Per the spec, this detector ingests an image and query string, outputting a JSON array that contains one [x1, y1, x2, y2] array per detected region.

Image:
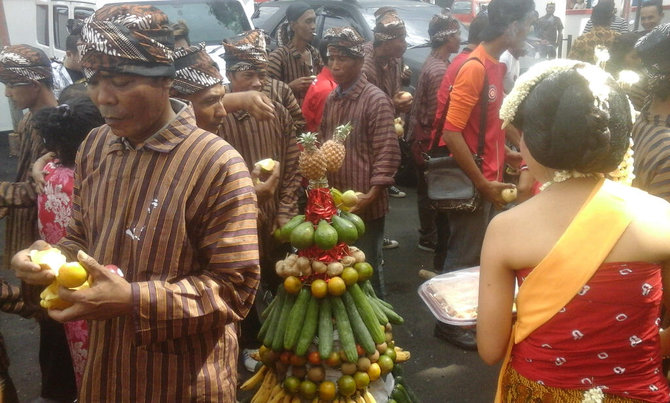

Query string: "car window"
[[153, 1, 251, 45], [252, 4, 281, 29], [53, 5, 69, 51], [452, 1, 472, 14]]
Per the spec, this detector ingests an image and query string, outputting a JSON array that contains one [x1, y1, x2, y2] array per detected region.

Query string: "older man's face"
[[87, 72, 172, 144]]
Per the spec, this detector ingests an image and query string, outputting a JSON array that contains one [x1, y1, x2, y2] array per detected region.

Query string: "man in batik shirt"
[[221, 30, 301, 283], [12, 5, 260, 401], [170, 43, 276, 132], [319, 27, 401, 298], [362, 7, 413, 114], [268, 1, 323, 104]]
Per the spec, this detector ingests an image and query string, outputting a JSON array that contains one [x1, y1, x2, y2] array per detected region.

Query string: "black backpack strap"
[[430, 56, 488, 159]]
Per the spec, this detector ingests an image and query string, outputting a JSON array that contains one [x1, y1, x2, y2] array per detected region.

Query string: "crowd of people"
[[0, 0, 669, 401]]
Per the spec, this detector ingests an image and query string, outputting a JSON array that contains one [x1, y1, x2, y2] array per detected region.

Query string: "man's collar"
[[334, 75, 366, 99], [107, 99, 195, 154]]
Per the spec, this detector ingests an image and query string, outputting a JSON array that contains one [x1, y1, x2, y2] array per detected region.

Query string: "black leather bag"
[[424, 57, 487, 213]]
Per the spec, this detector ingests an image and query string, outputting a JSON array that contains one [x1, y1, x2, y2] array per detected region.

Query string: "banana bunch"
[[333, 388, 377, 403]]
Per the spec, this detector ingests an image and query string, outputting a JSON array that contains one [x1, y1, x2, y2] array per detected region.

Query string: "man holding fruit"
[[11, 4, 260, 401]]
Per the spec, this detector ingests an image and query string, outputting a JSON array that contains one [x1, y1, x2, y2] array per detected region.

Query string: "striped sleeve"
[[276, 105, 301, 220], [0, 181, 36, 207], [367, 90, 401, 187], [267, 47, 287, 82], [131, 146, 259, 345]]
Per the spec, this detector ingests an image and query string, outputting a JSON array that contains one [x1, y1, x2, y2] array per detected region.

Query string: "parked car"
[[252, 0, 468, 92], [449, 0, 490, 25]]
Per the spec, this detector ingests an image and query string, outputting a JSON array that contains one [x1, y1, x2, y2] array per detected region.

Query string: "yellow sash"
[[494, 179, 634, 402]]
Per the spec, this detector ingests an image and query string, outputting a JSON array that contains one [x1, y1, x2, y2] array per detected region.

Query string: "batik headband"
[[222, 30, 268, 72], [429, 12, 461, 44], [172, 43, 223, 95], [373, 8, 406, 42], [79, 4, 175, 79], [324, 27, 365, 58], [0, 44, 52, 85]]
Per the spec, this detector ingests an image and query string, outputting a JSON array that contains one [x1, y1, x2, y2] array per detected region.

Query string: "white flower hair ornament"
[[500, 59, 635, 188]]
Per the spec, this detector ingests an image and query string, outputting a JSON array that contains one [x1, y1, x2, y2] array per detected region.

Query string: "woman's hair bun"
[[518, 68, 631, 174]]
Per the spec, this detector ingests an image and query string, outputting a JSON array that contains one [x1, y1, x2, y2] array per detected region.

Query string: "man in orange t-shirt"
[[433, 0, 535, 351]]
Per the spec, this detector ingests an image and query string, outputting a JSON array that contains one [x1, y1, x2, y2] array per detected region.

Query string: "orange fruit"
[[299, 380, 317, 400], [284, 276, 302, 295], [327, 276, 346, 296], [337, 375, 356, 397], [377, 354, 394, 375], [310, 279, 328, 299], [353, 262, 373, 282], [353, 371, 370, 389], [384, 347, 397, 362], [57, 261, 88, 288], [318, 381, 337, 401], [307, 350, 322, 365], [289, 354, 307, 366], [367, 362, 381, 381], [283, 376, 301, 394], [341, 267, 359, 286], [324, 351, 341, 367]]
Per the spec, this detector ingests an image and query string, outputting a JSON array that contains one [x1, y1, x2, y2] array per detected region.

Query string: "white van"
[[0, 0, 255, 131]]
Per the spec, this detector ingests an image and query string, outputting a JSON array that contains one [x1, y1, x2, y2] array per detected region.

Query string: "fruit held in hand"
[[394, 117, 404, 137], [57, 261, 88, 288], [340, 190, 358, 207], [501, 187, 518, 203], [30, 248, 66, 272], [255, 158, 276, 172]]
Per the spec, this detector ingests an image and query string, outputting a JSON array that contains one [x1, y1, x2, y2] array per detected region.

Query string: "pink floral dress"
[[37, 160, 88, 388]]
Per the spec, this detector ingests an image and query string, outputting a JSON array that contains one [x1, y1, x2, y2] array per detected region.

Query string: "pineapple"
[[321, 122, 352, 172], [298, 132, 327, 181]]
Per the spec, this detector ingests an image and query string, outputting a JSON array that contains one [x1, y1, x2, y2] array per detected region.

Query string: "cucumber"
[[261, 285, 286, 346], [284, 287, 311, 350], [348, 283, 385, 344], [295, 294, 320, 356], [378, 300, 405, 325], [261, 293, 278, 320], [271, 291, 296, 351], [258, 288, 280, 341], [318, 298, 334, 359], [368, 297, 389, 326], [279, 214, 305, 241], [342, 290, 376, 354], [331, 296, 358, 363]]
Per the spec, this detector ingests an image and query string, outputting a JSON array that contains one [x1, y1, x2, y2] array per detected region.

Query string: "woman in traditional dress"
[[477, 60, 670, 402]]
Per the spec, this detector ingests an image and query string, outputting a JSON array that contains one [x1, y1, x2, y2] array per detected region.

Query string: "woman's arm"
[[477, 213, 518, 365]]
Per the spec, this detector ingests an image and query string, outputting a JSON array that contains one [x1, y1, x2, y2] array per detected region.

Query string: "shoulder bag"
[[424, 57, 487, 213]]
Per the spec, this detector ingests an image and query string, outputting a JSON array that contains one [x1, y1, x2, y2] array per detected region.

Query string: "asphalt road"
[[0, 131, 500, 402]]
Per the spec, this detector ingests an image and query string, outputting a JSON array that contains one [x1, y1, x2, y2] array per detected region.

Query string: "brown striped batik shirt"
[[267, 43, 323, 104], [57, 100, 260, 402], [0, 112, 45, 268], [218, 100, 300, 250], [361, 42, 404, 98], [632, 110, 670, 202], [263, 77, 306, 135], [320, 76, 401, 222], [408, 54, 448, 146]]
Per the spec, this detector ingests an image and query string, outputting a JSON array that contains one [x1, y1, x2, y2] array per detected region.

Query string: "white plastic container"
[[418, 266, 481, 326]]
